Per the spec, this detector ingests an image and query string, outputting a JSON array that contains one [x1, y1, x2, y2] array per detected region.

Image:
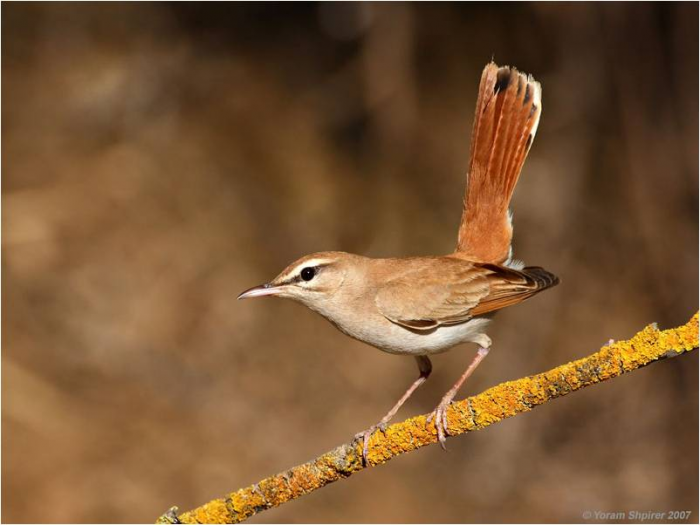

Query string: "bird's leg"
[[355, 356, 432, 464], [427, 342, 491, 450]]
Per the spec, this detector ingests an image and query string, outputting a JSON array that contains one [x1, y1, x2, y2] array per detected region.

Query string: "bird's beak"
[[237, 283, 283, 300]]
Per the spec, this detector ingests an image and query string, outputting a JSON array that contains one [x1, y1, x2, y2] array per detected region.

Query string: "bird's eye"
[[301, 267, 316, 281]]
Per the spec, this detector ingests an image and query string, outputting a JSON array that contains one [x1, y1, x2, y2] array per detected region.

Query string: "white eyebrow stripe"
[[296, 258, 334, 269], [278, 259, 334, 282]]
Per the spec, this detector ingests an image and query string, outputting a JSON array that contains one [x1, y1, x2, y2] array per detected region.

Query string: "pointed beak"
[[237, 283, 283, 300]]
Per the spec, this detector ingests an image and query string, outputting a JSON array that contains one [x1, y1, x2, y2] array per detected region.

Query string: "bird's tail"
[[455, 63, 542, 264]]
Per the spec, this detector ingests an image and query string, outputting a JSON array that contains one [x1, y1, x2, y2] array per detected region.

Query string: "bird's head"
[[238, 251, 362, 309]]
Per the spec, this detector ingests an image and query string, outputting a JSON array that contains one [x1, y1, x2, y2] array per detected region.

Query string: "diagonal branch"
[[158, 313, 698, 524]]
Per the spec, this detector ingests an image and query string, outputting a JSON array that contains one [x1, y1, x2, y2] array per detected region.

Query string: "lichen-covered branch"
[[158, 313, 698, 524]]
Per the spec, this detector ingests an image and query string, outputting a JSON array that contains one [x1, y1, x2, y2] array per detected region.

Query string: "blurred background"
[[2, 3, 698, 523]]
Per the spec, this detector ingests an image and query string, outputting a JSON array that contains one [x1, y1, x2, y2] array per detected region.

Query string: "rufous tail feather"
[[455, 62, 542, 264]]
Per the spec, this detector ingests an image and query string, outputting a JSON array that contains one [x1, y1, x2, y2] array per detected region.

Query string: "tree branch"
[[158, 313, 698, 524]]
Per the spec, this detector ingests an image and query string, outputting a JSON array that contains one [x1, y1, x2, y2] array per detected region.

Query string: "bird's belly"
[[337, 316, 492, 356]]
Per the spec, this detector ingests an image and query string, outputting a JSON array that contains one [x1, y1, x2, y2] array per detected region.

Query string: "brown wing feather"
[[375, 260, 490, 331], [375, 259, 558, 330], [469, 264, 559, 316], [456, 63, 542, 264]]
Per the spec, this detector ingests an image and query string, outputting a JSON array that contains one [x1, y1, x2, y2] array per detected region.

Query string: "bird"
[[238, 62, 559, 461]]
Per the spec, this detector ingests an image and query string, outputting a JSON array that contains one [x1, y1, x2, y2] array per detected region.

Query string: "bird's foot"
[[354, 421, 389, 465], [426, 400, 452, 451]]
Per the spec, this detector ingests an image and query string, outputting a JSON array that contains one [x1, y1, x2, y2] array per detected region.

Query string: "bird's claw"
[[354, 422, 389, 465], [427, 402, 451, 450]]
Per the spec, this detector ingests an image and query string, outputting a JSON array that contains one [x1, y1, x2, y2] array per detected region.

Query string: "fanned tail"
[[456, 63, 542, 264]]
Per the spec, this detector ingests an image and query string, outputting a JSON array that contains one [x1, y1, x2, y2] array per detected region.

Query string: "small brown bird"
[[239, 62, 559, 460]]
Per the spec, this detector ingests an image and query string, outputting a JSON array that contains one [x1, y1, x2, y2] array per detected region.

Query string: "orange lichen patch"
[[229, 488, 264, 520], [519, 376, 550, 405], [164, 312, 698, 524], [257, 476, 291, 506], [177, 497, 231, 524], [556, 365, 579, 389], [615, 314, 698, 371], [447, 401, 476, 433], [468, 394, 504, 428], [617, 326, 660, 370], [315, 453, 349, 480], [287, 464, 319, 493], [364, 418, 427, 466], [593, 346, 622, 379], [385, 422, 421, 452], [480, 382, 527, 420], [660, 313, 698, 352]]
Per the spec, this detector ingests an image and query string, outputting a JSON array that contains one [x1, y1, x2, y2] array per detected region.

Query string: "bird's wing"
[[455, 63, 542, 264], [375, 261, 558, 331], [467, 264, 559, 316]]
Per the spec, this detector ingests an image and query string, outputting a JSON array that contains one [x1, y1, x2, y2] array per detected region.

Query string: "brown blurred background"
[[2, 3, 698, 523]]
